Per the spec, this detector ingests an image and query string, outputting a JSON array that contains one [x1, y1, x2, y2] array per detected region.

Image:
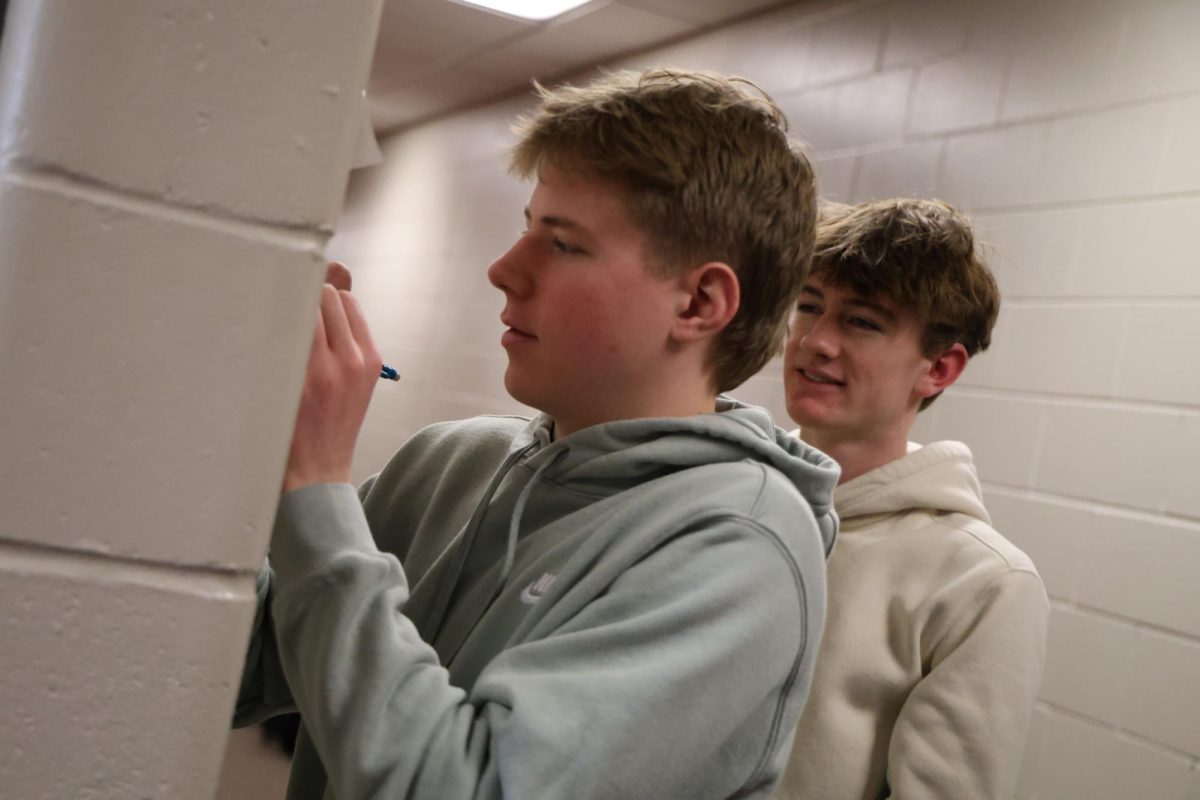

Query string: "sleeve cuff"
[[270, 482, 376, 582]]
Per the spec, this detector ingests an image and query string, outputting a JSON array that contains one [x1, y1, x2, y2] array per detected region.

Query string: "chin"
[[786, 398, 833, 430]]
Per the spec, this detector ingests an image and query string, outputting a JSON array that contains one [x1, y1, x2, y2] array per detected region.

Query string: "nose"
[[487, 234, 534, 298], [793, 313, 838, 361]]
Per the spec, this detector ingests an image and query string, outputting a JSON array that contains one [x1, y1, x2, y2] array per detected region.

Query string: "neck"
[[800, 426, 911, 485], [552, 379, 719, 440]]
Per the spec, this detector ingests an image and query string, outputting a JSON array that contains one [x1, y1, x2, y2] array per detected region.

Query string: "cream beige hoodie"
[[773, 440, 1048, 800]]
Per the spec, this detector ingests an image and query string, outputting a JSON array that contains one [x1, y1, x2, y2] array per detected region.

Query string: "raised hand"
[[282, 263, 381, 493]]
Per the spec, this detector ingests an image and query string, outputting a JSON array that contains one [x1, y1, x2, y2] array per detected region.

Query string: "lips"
[[500, 314, 537, 344], [798, 368, 845, 386]]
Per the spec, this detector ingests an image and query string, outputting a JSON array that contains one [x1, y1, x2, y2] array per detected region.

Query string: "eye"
[[796, 303, 821, 315], [552, 236, 585, 255], [848, 316, 882, 332]]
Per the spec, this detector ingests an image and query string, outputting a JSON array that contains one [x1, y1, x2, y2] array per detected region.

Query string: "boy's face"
[[487, 166, 683, 431], [783, 277, 934, 445]]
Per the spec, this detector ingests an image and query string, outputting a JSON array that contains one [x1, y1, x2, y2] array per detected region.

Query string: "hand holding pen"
[[323, 262, 399, 381], [281, 262, 390, 493]]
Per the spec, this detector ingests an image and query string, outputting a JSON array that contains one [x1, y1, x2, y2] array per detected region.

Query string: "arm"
[[232, 477, 382, 727], [233, 263, 376, 726], [885, 569, 1049, 799], [268, 487, 817, 800]]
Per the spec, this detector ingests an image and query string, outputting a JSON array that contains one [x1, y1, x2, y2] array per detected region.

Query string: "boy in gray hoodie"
[[236, 69, 839, 800]]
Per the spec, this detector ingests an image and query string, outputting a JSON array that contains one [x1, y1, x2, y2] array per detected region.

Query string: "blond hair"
[[511, 69, 817, 392], [811, 199, 1001, 409]]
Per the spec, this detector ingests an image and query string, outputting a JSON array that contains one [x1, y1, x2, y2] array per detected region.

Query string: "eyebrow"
[[800, 284, 898, 323], [523, 207, 585, 231]]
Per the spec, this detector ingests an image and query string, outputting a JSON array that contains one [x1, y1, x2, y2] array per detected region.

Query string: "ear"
[[670, 262, 740, 344], [914, 343, 969, 401]]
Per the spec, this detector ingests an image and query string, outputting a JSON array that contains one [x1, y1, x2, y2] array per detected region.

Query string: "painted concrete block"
[[882, 0, 971, 67], [1157, 95, 1200, 196], [801, 5, 888, 87], [1036, 403, 1183, 512], [1031, 711, 1195, 800], [978, 304, 1126, 397], [1078, 512, 1200, 638], [1039, 604, 1137, 725], [973, 207, 1082, 298], [1074, 198, 1200, 298], [1123, 630, 1200, 756], [1116, 0, 1200, 104], [779, 70, 913, 153], [940, 123, 1048, 211], [909, 49, 1006, 135], [0, 0, 383, 229], [815, 153, 859, 202], [0, 174, 321, 569], [0, 552, 257, 800], [1115, 306, 1200, 406], [1002, 8, 1124, 121], [1034, 100, 1174, 206], [1165, 415, 1200, 519], [856, 141, 942, 200], [934, 392, 1045, 488]]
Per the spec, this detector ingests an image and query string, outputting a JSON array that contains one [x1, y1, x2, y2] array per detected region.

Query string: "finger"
[[307, 299, 328, 366], [325, 261, 352, 292], [339, 291, 380, 367], [320, 284, 354, 352]]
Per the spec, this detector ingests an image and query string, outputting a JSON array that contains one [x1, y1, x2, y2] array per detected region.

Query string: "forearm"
[[269, 484, 499, 799]]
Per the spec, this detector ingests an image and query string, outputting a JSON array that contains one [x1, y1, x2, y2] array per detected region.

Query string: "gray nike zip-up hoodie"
[[235, 398, 839, 800]]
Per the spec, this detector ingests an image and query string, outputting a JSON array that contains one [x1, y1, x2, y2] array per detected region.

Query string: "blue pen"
[[379, 364, 399, 381]]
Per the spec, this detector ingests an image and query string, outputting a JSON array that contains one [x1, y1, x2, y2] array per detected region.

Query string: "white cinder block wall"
[[333, 0, 1200, 797], [0, 1, 382, 798]]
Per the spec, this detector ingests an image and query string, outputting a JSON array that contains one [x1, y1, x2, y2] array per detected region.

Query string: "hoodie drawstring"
[[492, 448, 568, 604], [440, 446, 569, 667], [424, 441, 538, 640]]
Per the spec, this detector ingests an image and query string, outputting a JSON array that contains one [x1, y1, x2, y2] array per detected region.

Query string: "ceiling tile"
[[370, 0, 535, 92], [615, 0, 790, 26], [502, 2, 696, 74], [370, 62, 527, 130], [366, 0, 804, 131]]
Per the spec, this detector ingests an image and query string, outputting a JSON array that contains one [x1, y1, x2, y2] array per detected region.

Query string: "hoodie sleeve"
[[231, 477, 380, 728], [266, 482, 820, 800], [884, 568, 1049, 800], [231, 559, 294, 727]]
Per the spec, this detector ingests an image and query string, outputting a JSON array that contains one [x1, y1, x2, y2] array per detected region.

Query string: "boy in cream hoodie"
[[774, 199, 1048, 800]]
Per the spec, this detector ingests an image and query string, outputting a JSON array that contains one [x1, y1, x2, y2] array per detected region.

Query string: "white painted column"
[[0, 1, 383, 797]]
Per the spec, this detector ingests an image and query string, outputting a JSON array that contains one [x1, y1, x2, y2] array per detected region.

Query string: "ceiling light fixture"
[[450, 0, 594, 22]]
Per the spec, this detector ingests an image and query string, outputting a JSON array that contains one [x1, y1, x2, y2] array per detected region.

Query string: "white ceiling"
[[367, 0, 794, 133]]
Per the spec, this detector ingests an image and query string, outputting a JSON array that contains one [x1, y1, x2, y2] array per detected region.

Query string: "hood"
[[833, 440, 990, 524], [512, 396, 840, 554]]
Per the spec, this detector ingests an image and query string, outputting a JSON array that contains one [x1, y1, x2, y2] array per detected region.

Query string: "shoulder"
[[407, 414, 531, 452], [393, 415, 529, 467], [364, 415, 530, 501], [653, 460, 830, 580], [928, 512, 1040, 580]]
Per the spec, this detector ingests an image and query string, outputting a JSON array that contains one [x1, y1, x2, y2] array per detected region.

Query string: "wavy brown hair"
[[810, 198, 1001, 410], [510, 69, 817, 392]]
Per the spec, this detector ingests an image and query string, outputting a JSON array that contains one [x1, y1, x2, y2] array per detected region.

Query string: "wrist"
[[282, 470, 351, 495]]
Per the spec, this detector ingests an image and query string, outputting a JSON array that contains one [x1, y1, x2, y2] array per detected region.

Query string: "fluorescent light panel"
[[453, 0, 593, 22]]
